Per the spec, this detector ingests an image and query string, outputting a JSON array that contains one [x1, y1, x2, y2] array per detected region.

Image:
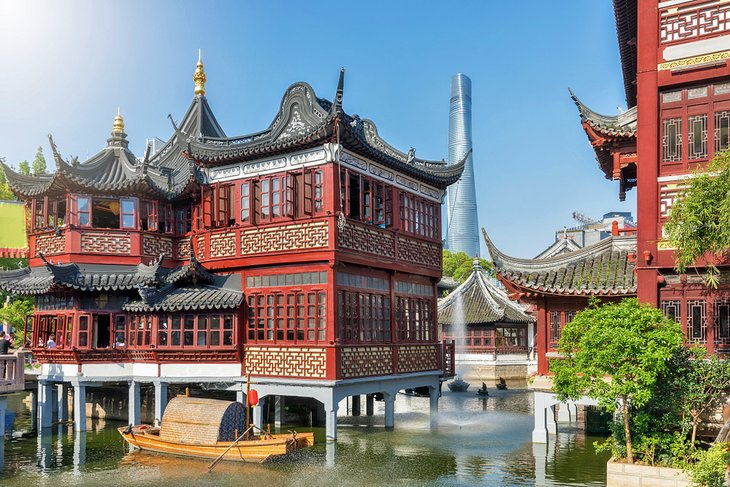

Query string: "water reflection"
[[0, 390, 609, 486]]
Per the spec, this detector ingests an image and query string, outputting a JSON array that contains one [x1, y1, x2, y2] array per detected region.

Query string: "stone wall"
[[606, 460, 690, 487]]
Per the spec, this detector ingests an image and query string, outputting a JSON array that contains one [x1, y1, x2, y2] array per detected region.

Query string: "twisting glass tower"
[[446, 73, 479, 257]]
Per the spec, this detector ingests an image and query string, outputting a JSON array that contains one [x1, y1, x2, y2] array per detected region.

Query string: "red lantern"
[[248, 389, 259, 407]]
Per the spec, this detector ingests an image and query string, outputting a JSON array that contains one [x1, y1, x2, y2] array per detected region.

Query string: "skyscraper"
[[446, 73, 479, 257]]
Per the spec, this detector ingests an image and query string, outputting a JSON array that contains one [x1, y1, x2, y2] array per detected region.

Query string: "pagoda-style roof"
[[570, 90, 637, 140], [483, 228, 637, 296], [533, 237, 582, 259], [0, 256, 167, 295], [613, 0, 637, 108], [1, 124, 203, 201], [124, 273, 242, 313], [438, 260, 533, 326], [187, 70, 465, 190]]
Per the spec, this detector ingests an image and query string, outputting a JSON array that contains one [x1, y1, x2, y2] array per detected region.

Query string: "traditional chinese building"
[[0, 56, 463, 439], [574, 0, 730, 355], [438, 259, 535, 381], [483, 229, 637, 376]]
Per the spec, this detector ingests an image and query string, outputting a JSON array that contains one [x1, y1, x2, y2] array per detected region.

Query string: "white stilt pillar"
[[154, 382, 167, 427], [128, 381, 141, 426], [429, 386, 439, 419], [73, 384, 87, 432], [274, 395, 283, 428], [236, 390, 245, 404], [532, 391, 549, 443], [252, 398, 264, 434], [384, 394, 395, 431], [57, 383, 69, 423], [325, 403, 338, 441], [546, 404, 557, 435], [557, 402, 574, 422], [38, 380, 53, 429]]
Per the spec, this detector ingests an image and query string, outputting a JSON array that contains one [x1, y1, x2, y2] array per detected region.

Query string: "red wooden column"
[[536, 297, 548, 375], [636, 0, 660, 306]]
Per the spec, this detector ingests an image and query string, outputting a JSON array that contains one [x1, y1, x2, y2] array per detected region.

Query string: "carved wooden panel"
[[35, 233, 65, 255], [209, 232, 237, 258], [176, 238, 191, 260], [661, 2, 730, 44], [338, 222, 395, 258], [339, 346, 393, 378], [240, 221, 328, 255], [245, 346, 327, 378], [142, 235, 173, 258], [397, 237, 440, 268], [396, 344, 439, 373], [80, 232, 131, 254], [196, 236, 205, 259]]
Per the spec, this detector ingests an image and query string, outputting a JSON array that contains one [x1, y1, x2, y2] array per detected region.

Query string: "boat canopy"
[[160, 396, 246, 444]]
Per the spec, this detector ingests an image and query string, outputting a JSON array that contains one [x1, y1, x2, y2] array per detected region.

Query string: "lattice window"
[[715, 111, 730, 152], [661, 300, 681, 323], [662, 118, 683, 163], [688, 300, 707, 343], [715, 301, 730, 349], [688, 114, 708, 160], [549, 311, 561, 349]]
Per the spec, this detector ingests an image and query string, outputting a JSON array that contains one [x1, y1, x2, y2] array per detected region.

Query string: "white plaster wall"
[[159, 363, 241, 378]]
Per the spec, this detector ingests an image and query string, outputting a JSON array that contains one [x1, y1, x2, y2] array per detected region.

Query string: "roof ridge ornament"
[[193, 49, 207, 97], [113, 107, 125, 133], [332, 67, 345, 113]]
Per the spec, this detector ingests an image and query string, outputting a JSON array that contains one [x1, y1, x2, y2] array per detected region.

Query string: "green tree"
[[32, 146, 46, 175], [552, 298, 683, 463], [0, 159, 15, 200], [0, 292, 34, 345], [17, 160, 30, 176], [664, 150, 730, 287], [442, 250, 492, 283]]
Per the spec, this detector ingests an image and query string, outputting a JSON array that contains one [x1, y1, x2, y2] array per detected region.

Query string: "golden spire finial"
[[193, 48, 206, 96], [113, 107, 125, 133]]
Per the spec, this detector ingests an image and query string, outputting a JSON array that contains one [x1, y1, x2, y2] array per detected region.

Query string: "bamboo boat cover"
[[160, 397, 246, 445]]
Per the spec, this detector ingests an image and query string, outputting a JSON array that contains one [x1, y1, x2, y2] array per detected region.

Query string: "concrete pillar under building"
[[252, 399, 264, 434], [351, 395, 361, 416], [429, 386, 439, 419], [236, 390, 245, 405], [73, 384, 87, 432], [154, 382, 168, 427], [29, 388, 38, 432], [557, 402, 575, 423], [38, 380, 54, 429], [546, 404, 557, 435], [57, 383, 69, 423], [274, 396, 283, 429], [128, 381, 141, 426], [366, 394, 374, 416], [384, 394, 396, 431], [325, 402, 338, 441]]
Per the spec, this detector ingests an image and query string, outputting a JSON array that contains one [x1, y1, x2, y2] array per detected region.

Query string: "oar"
[[207, 425, 254, 472]]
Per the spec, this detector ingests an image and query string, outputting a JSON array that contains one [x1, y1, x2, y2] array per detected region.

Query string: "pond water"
[[0, 388, 609, 486]]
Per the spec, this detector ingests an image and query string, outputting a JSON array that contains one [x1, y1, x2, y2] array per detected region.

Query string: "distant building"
[[446, 74, 480, 257]]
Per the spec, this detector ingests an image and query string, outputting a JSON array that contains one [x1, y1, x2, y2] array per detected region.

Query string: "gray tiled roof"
[[438, 261, 533, 326], [0, 259, 166, 294], [484, 229, 637, 296], [570, 89, 636, 138], [533, 237, 582, 259], [124, 274, 242, 312]]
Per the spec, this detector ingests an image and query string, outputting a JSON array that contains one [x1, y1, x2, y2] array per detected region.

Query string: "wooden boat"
[[118, 396, 314, 463]]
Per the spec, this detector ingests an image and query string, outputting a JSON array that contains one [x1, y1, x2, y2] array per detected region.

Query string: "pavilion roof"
[[0, 256, 167, 295], [124, 273, 242, 313], [438, 260, 533, 326], [533, 237, 582, 259], [187, 70, 465, 190], [483, 228, 637, 296]]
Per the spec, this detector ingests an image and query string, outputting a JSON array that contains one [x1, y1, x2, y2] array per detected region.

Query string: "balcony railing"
[[0, 353, 26, 394]]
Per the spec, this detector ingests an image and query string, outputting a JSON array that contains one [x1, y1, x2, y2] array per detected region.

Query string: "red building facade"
[[0, 62, 462, 386]]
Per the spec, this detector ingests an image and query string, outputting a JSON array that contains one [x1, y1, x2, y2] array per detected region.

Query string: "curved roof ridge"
[[569, 89, 637, 135]]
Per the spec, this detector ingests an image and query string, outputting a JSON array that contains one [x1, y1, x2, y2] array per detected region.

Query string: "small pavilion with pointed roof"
[[438, 259, 535, 380]]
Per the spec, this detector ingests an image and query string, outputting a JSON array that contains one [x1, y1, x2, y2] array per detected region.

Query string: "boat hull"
[[118, 426, 314, 463]]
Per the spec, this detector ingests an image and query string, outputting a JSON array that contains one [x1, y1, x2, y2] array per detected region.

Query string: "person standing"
[[0, 333, 12, 381]]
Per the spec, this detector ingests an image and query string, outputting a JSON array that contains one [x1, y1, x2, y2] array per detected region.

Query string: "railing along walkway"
[[0, 352, 26, 393]]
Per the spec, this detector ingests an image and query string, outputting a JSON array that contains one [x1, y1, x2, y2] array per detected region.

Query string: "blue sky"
[[0, 0, 633, 258]]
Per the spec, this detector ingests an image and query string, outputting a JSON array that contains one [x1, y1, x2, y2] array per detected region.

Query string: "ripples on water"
[[0, 389, 609, 486]]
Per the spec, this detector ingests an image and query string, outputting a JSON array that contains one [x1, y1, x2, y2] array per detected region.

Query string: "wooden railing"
[[0, 353, 26, 393], [456, 345, 530, 355], [441, 340, 456, 378]]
